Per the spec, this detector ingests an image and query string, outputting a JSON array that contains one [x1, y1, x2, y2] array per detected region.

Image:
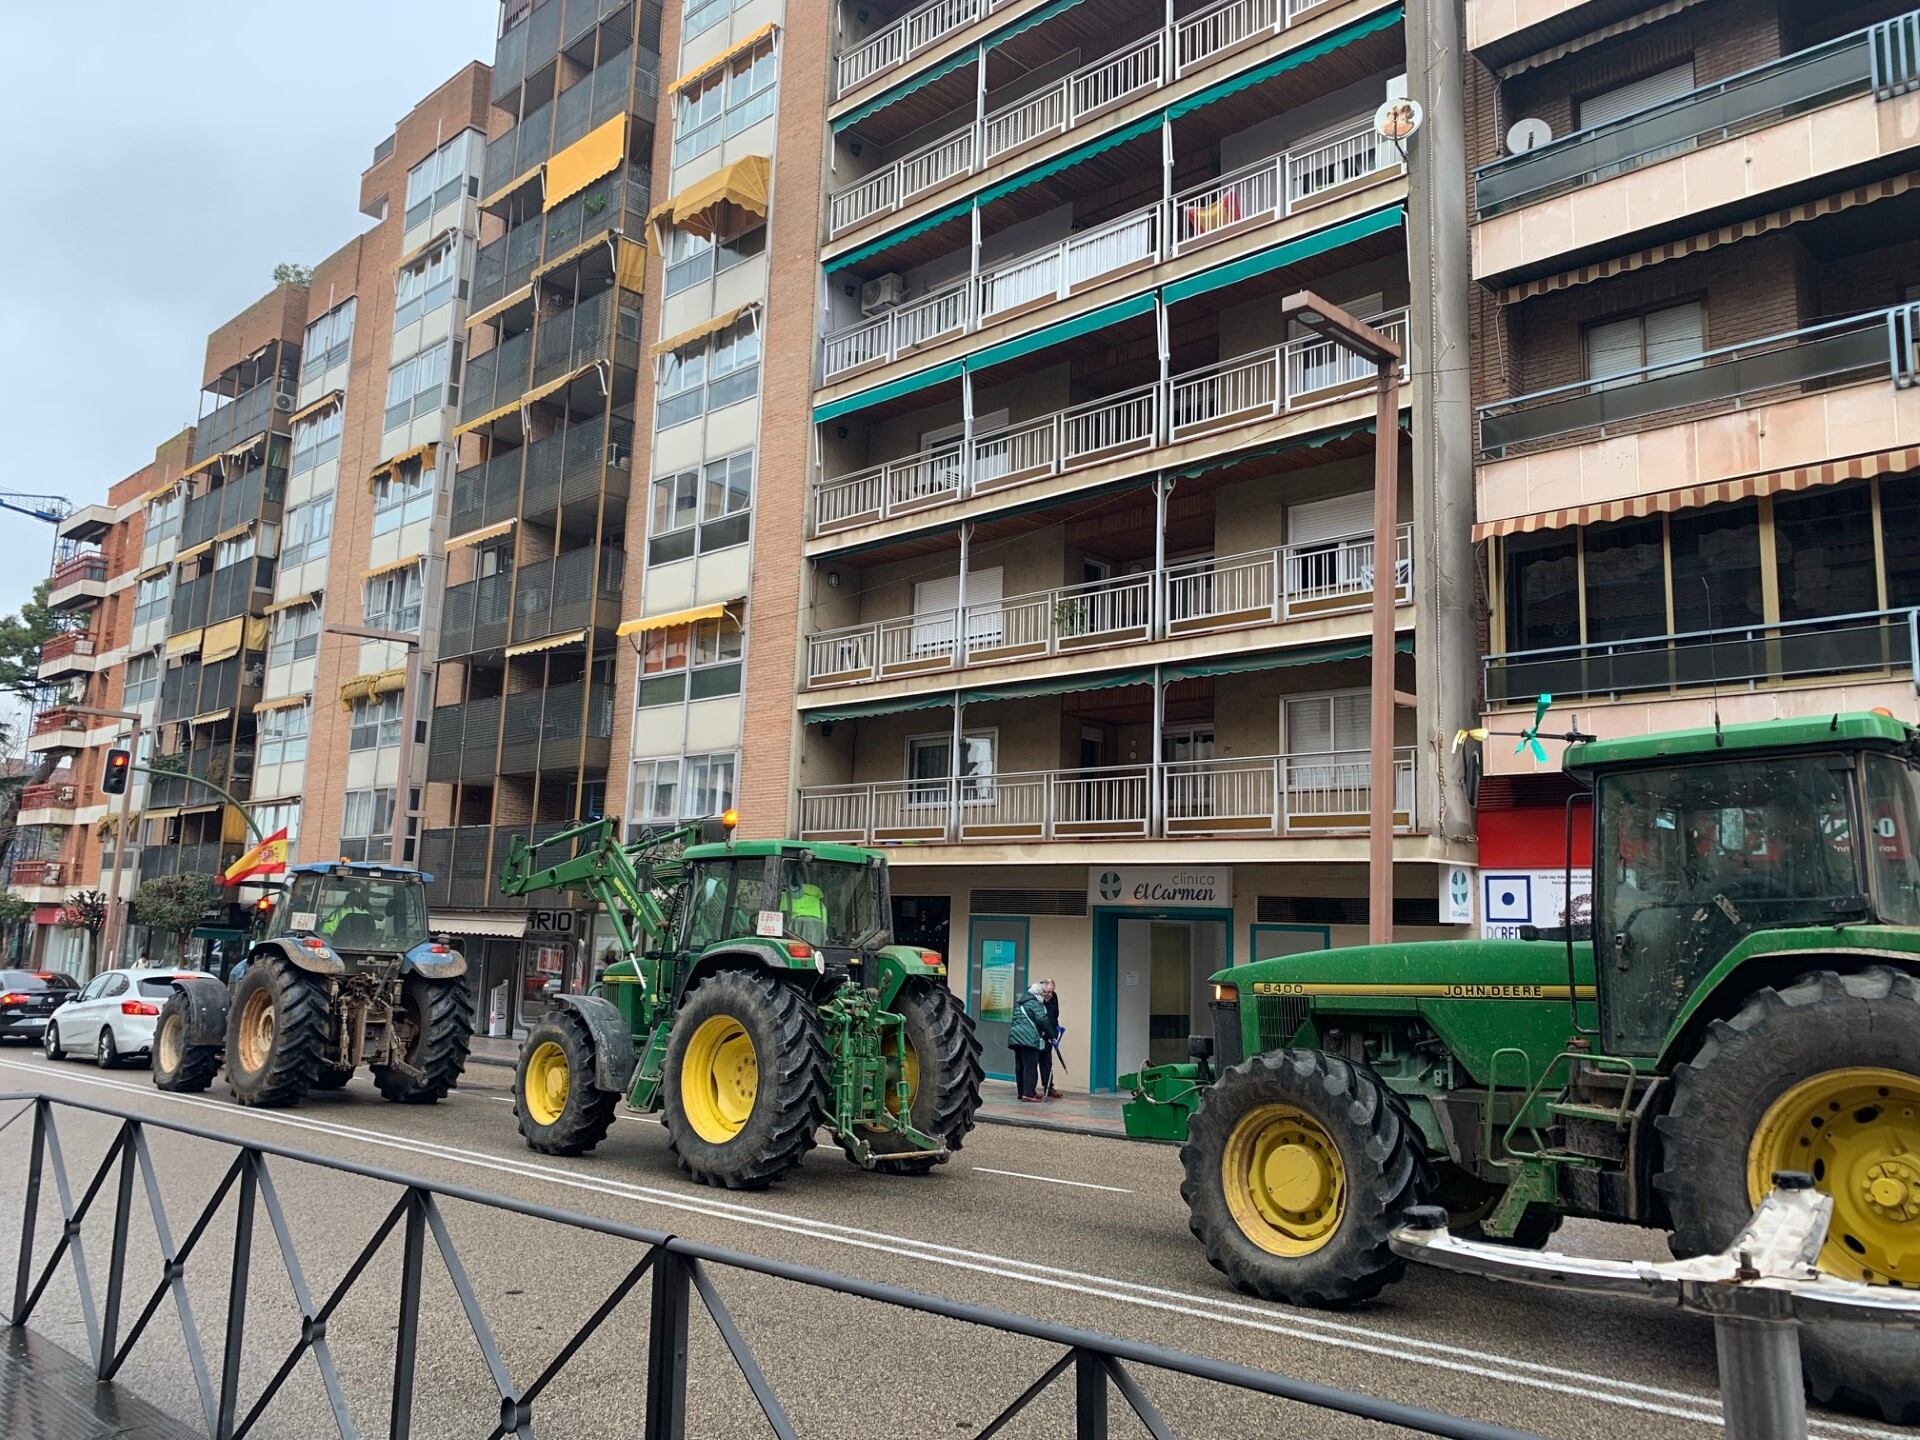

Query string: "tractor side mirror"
[[1189, 1033, 1216, 1084]]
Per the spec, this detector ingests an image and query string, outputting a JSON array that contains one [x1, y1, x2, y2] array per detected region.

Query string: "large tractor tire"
[[662, 970, 828, 1190], [151, 993, 219, 1094], [853, 981, 985, 1174], [372, 975, 473, 1104], [1656, 966, 1920, 1425], [224, 958, 330, 1108], [1181, 1049, 1429, 1307], [516, 1009, 618, 1156]]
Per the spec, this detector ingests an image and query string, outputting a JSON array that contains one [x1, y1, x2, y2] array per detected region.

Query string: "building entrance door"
[[1105, 914, 1227, 1083]]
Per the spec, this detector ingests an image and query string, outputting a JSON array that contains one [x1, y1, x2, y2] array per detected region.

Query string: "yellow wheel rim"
[[1221, 1103, 1347, 1256], [155, 1012, 181, 1074], [236, 987, 274, 1073], [680, 1014, 758, 1144], [1747, 1066, 1920, 1285], [523, 1040, 571, 1128]]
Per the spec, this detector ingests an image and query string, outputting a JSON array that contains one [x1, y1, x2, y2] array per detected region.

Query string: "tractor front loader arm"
[[498, 816, 700, 958]]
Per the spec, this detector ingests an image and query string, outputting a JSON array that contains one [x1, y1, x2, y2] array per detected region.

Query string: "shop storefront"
[[517, 906, 595, 1033]]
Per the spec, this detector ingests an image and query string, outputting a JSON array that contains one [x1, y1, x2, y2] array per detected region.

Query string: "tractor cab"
[[261, 862, 436, 971], [675, 839, 893, 981]]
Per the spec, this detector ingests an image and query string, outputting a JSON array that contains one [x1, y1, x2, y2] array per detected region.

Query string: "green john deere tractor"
[[499, 814, 983, 1188], [1159, 711, 1920, 1422]]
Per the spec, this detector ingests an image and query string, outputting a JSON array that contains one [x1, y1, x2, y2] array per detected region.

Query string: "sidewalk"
[[467, 1035, 1134, 1138]]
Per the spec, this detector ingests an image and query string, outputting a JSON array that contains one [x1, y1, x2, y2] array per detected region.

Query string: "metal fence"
[[3, 1091, 1542, 1440]]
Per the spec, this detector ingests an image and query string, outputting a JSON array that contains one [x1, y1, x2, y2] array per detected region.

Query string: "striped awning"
[[1474, 445, 1920, 540], [287, 389, 343, 425], [447, 518, 515, 550], [670, 22, 777, 93], [369, 440, 439, 489], [467, 283, 534, 330], [364, 551, 423, 579], [504, 629, 587, 657], [431, 912, 528, 938], [190, 708, 234, 728], [1504, 171, 1920, 302]]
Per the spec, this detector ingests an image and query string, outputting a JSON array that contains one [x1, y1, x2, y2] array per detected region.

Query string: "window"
[[259, 704, 310, 766], [384, 341, 458, 431], [659, 224, 764, 299], [1884, 479, 1920, 608], [673, 38, 780, 167], [628, 753, 738, 829], [122, 652, 161, 708], [649, 450, 753, 563], [302, 298, 356, 380], [268, 601, 321, 667], [145, 490, 182, 546], [1585, 302, 1703, 389], [373, 456, 437, 535], [681, 0, 744, 43], [1283, 692, 1373, 795], [364, 565, 423, 633], [341, 787, 395, 839], [405, 131, 480, 229], [349, 692, 404, 751], [1583, 516, 1666, 642], [1774, 483, 1878, 623], [1669, 503, 1763, 633], [656, 315, 759, 430], [281, 496, 334, 569], [214, 532, 257, 570], [637, 615, 744, 707], [132, 573, 172, 631], [253, 800, 302, 859], [1501, 531, 1578, 652], [394, 238, 462, 330], [907, 731, 995, 805], [290, 402, 343, 475]]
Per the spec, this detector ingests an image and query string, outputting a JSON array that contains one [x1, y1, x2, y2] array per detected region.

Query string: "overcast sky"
[[0, 1, 497, 625]]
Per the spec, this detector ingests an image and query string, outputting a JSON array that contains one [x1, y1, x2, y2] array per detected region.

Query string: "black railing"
[[483, 97, 556, 198], [473, 220, 545, 312], [418, 824, 495, 907], [451, 449, 524, 536], [426, 695, 503, 784], [533, 287, 643, 388], [437, 572, 514, 661], [542, 163, 650, 262], [509, 546, 624, 645], [498, 679, 613, 776], [3, 1092, 1543, 1440], [460, 330, 536, 424]]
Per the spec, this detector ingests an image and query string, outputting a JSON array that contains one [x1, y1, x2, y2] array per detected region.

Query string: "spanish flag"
[[222, 827, 290, 887]]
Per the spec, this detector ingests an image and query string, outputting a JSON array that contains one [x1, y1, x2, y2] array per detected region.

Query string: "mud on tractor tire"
[[1181, 1048, 1429, 1307], [151, 992, 219, 1094], [373, 974, 473, 1104], [851, 981, 985, 1174], [224, 957, 330, 1108], [517, 1008, 619, 1156], [663, 969, 829, 1190]]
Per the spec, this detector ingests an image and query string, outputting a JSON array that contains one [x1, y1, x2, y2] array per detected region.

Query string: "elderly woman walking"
[[1008, 980, 1055, 1103]]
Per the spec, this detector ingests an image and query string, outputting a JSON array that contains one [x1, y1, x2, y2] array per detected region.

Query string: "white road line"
[[0, 1059, 1903, 1440], [971, 1166, 1132, 1193], [480, 1092, 660, 1123]]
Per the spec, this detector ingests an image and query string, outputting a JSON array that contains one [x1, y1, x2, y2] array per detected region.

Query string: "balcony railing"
[[472, 221, 545, 312], [450, 450, 524, 537], [39, 632, 98, 668], [1473, 7, 1920, 217], [804, 525, 1411, 686], [427, 696, 502, 784], [30, 708, 85, 739], [459, 330, 536, 423], [814, 309, 1408, 533], [498, 680, 615, 776], [8, 860, 66, 888], [823, 127, 1395, 381], [532, 288, 641, 388], [437, 573, 514, 661], [509, 547, 625, 646], [483, 99, 555, 198], [827, 0, 1358, 234], [797, 748, 1415, 843], [49, 552, 107, 590], [19, 783, 79, 813], [192, 379, 288, 462], [1485, 607, 1920, 706], [836, 0, 990, 96], [541, 163, 651, 262], [1477, 303, 1918, 456]]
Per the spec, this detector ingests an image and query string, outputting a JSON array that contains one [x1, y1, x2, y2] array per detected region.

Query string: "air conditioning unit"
[[273, 393, 296, 412], [860, 273, 907, 316]]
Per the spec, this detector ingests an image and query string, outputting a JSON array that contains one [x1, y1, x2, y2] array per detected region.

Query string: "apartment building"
[[1465, 0, 1920, 893]]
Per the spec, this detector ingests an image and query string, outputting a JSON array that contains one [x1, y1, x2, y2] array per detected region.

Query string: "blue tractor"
[[152, 862, 472, 1108]]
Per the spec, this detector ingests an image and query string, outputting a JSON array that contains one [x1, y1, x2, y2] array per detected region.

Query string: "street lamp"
[[1280, 291, 1403, 945], [328, 623, 425, 867]]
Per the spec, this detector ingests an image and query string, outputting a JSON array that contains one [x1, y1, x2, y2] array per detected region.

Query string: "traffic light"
[[102, 748, 132, 795]]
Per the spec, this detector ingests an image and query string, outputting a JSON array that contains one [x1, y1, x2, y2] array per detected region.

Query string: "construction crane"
[[0, 492, 72, 527]]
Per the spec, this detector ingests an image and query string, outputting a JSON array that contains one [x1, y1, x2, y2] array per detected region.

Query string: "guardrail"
[[7, 860, 65, 887], [2, 1090, 1537, 1440]]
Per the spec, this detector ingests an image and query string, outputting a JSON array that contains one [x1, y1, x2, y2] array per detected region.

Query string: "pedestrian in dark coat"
[[1008, 982, 1054, 1101], [1038, 978, 1063, 1099]]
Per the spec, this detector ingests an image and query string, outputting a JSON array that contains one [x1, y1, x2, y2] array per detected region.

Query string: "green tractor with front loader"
[[1159, 711, 1920, 1422], [499, 813, 983, 1188]]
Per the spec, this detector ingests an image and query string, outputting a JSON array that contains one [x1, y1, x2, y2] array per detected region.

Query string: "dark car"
[[1, 969, 81, 1043]]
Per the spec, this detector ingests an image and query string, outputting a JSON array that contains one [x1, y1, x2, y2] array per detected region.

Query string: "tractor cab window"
[[274, 872, 429, 953], [1597, 756, 1860, 1053], [1861, 753, 1920, 926], [682, 861, 734, 951], [774, 858, 887, 951]]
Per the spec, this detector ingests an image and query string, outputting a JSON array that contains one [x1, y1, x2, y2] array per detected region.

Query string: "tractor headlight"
[[1213, 983, 1238, 1004]]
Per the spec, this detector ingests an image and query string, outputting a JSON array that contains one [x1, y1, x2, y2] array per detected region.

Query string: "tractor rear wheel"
[[151, 993, 218, 1094], [372, 975, 473, 1104], [1656, 966, 1920, 1424], [224, 958, 329, 1108], [516, 1009, 618, 1155], [1181, 1049, 1428, 1306], [853, 981, 984, 1174], [663, 970, 828, 1190]]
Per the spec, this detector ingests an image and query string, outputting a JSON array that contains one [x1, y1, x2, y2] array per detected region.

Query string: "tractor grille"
[[1255, 996, 1309, 1052], [1209, 1001, 1244, 1070]]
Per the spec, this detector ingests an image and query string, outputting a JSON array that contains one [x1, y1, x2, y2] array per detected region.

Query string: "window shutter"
[[1288, 492, 1375, 545], [1330, 692, 1371, 750], [1285, 697, 1334, 754], [1577, 62, 1696, 129], [1586, 316, 1644, 381], [1643, 302, 1704, 371]]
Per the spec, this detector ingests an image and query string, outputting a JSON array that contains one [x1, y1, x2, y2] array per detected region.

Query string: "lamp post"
[[328, 623, 425, 866], [65, 705, 141, 972], [1280, 291, 1402, 945]]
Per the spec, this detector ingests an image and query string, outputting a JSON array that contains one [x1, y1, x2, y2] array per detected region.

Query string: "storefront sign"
[[1481, 869, 1592, 939], [1089, 866, 1232, 908], [1441, 866, 1475, 926], [979, 939, 1017, 1022], [527, 908, 578, 935]]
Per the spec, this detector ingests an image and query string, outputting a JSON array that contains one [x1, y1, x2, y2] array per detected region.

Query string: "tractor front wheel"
[[853, 981, 985, 1174], [1181, 1049, 1428, 1306], [516, 1009, 618, 1155], [224, 958, 329, 1108], [1656, 966, 1920, 1425], [372, 975, 473, 1104], [663, 970, 828, 1190]]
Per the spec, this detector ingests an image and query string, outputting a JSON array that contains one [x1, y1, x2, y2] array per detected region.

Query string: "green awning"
[[1168, 635, 1410, 680], [1167, 5, 1404, 121], [805, 691, 957, 724], [976, 112, 1164, 210], [835, 45, 981, 133], [1167, 413, 1409, 479], [967, 667, 1155, 703], [966, 293, 1157, 372], [814, 358, 966, 425], [1162, 205, 1405, 306], [825, 198, 974, 273], [986, 0, 1099, 52]]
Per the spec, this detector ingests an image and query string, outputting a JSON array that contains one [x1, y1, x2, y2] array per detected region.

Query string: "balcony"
[[158, 654, 261, 728], [18, 783, 80, 823], [192, 379, 288, 463], [8, 859, 66, 889], [460, 330, 535, 424], [180, 467, 278, 551], [472, 223, 545, 313], [814, 310, 1408, 535], [417, 822, 597, 908], [821, 124, 1397, 382], [38, 631, 100, 679], [438, 574, 514, 661], [806, 525, 1411, 688], [450, 451, 524, 537], [540, 164, 651, 266], [28, 708, 87, 751], [143, 842, 241, 881], [483, 100, 556, 200], [532, 288, 642, 390], [58, 504, 115, 545], [798, 747, 1414, 844], [48, 552, 108, 608], [510, 547, 625, 646], [520, 413, 635, 517], [427, 697, 502, 784], [146, 746, 254, 811], [498, 681, 614, 777]]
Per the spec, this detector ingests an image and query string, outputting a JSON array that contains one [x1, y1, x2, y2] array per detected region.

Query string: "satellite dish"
[[1374, 97, 1422, 143], [1506, 117, 1553, 154]]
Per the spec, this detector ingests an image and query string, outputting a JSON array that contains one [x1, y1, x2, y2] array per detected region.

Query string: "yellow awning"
[[669, 23, 777, 93], [338, 666, 407, 710], [140, 480, 180, 506], [246, 614, 269, 653], [132, 562, 170, 584], [452, 398, 523, 437], [467, 283, 533, 330], [253, 693, 310, 714], [535, 233, 607, 280], [363, 552, 423, 580], [368, 440, 439, 490], [178, 801, 223, 816], [263, 590, 318, 615], [173, 539, 212, 566], [190, 708, 234, 728], [648, 155, 771, 241], [447, 518, 515, 550], [165, 627, 204, 656], [480, 162, 544, 211], [393, 226, 457, 272], [143, 808, 181, 824], [212, 521, 252, 544], [615, 602, 730, 637], [649, 304, 750, 358], [201, 616, 246, 664], [615, 236, 647, 294], [520, 362, 600, 410], [225, 434, 266, 462], [545, 115, 626, 211], [287, 389, 343, 425], [183, 453, 223, 479], [504, 629, 587, 657]]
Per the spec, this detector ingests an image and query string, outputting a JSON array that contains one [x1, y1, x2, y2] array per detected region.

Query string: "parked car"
[[0, 969, 79, 1044], [44, 968, 206, 1068]]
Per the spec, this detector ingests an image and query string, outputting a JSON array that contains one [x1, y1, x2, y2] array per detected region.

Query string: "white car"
[[44, 968, 207, 1068]]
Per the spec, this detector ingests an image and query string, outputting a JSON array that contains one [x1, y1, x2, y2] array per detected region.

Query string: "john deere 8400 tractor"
[[499, 813, 983, 1188], [1162, 712, 1920, 1421]]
